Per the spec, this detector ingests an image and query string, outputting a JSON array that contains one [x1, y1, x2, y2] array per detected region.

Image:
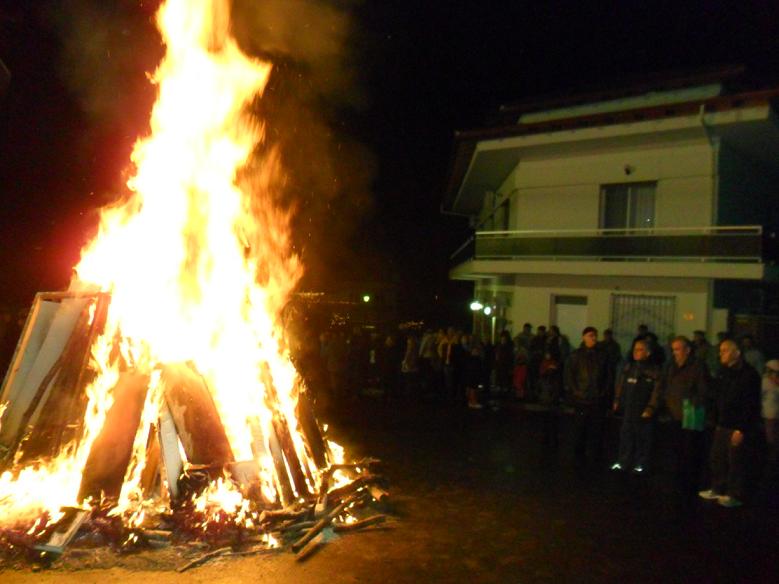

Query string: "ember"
[[0, 0, 387, 567]]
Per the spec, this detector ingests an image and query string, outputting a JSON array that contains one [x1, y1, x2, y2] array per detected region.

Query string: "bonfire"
[[0, 0, 385, 567]]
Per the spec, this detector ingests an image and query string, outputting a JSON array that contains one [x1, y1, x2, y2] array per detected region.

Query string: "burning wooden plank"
[[296, 390, 329, 470], [158, 402, 185, 501], [78, 372, 150, 501], [139, 424, 162, 497], [161, 363, 234, 470], [259, 363, 311, 499]]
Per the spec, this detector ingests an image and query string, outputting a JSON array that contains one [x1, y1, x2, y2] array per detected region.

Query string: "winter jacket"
[[614, 361, 660, 420], [564, 346, 612, 406], [711, 360, 761, 433], [649, 356, 709, 422]]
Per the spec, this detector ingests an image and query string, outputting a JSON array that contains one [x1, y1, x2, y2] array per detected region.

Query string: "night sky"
[[1, 1, 778, 323]]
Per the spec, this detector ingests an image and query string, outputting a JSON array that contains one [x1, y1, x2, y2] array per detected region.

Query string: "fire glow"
[[0, 0, 345, 540]]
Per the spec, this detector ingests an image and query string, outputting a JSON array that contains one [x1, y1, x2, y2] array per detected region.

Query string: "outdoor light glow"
[[362, 294, 371, 303], [470, 301, 483, 311], [483, 306, 492, 316]]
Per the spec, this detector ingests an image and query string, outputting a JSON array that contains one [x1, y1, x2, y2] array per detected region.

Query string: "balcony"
[[450, 226, 778, 281]]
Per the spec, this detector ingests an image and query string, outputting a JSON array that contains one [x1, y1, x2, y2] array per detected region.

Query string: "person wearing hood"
[[611, 338, 661, 474]]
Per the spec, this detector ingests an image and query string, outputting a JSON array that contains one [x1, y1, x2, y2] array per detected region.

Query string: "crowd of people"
[[296, 322, 779, 510]]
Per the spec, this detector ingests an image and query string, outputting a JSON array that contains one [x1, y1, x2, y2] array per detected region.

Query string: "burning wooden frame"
[[0, 291, 387, 563], [0, 291, 330, 503]]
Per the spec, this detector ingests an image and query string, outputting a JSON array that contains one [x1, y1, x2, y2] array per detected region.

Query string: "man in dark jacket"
[[564, 326, 613, 466], [648, 336, 710, 510], [699, 339, 761, 508], [611, 339, 661, 473]]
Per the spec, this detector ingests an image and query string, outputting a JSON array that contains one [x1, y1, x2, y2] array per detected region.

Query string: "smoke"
[[47, 0, 376, 290], [231, 0, 376, 288]]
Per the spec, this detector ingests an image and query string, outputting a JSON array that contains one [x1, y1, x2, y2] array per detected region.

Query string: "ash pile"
[[0, 292, 390, 570]]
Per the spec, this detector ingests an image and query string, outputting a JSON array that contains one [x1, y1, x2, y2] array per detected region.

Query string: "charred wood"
[[259, 363, 311, 499]]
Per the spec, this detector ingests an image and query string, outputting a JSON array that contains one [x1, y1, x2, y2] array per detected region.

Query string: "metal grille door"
[[610, 294, 676, 355]]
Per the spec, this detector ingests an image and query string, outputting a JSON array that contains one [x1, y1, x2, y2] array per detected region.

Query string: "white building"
[[443, 69, 779, 350]]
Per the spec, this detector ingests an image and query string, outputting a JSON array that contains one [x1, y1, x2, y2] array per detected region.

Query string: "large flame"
[[0, 0, 321, 530]]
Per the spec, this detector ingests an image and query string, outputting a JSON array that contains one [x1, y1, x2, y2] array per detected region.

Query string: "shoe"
[[717, 496, 743, 508], [698, 489, 721, 500], [632, 465, 645, 475], [610, 462, 623, 471]]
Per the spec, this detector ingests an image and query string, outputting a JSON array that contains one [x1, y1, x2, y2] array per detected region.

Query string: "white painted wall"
[[475, 274, 712, 340], [490, 139, 716, 231]]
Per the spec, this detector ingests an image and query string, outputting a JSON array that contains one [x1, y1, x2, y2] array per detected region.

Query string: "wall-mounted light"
[[470, 301, 483, 311], [483, 306, 493, 316]]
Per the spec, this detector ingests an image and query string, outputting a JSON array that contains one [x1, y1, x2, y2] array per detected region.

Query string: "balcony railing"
[[450, 225, 776, 266]]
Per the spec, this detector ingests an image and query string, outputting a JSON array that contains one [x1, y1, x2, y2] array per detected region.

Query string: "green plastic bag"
[[682, 398, 705, 431]]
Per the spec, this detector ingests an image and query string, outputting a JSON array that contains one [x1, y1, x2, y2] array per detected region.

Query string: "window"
[[600, 182, 656, 230]]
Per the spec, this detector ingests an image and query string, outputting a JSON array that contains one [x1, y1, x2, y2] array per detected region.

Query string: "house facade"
[[443, 69, 779, 351]]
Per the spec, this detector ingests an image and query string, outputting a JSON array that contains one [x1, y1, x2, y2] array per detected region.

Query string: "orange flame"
[[0, 0, 330, 531]]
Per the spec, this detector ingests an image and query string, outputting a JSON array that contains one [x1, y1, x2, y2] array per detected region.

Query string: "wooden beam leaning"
[[248, 416, 294, 507], [259, 362, 311, 500], [161, 363, 234, 470], [296, 389, 329, 470], [158, 402, 184, 502], [78, 371, 150, 501]]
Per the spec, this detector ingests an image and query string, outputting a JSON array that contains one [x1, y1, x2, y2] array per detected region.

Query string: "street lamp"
[[469, 301, 483, 311]]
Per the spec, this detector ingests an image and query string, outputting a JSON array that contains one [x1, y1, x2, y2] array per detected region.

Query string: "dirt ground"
[[3, 395, 779, 583]]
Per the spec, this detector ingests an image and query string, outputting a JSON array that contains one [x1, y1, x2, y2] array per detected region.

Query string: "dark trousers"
[[573, 404, 606, 464], [617, 417, 653, 469], [669, 422, 706, 507], [709, 426, 746, 500]]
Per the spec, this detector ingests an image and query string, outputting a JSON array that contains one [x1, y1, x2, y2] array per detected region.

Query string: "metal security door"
[[610, 294, 676, 355]]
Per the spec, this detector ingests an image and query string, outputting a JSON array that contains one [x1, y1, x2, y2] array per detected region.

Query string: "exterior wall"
[[475, 274, 711, 340], [490, 139, 715, 231]]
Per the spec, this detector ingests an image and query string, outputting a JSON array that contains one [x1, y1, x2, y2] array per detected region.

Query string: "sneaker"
[[717, 496, 743, 508], [698, 489, 721, 500], [610, 462, 623, 471], [631, 465, 645, 475]]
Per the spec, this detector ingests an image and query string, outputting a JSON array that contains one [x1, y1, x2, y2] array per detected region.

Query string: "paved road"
[[3, 395, 778, 583]]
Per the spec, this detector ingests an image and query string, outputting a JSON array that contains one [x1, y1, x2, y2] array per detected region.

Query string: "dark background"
[[1, 1, 778, 326]]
